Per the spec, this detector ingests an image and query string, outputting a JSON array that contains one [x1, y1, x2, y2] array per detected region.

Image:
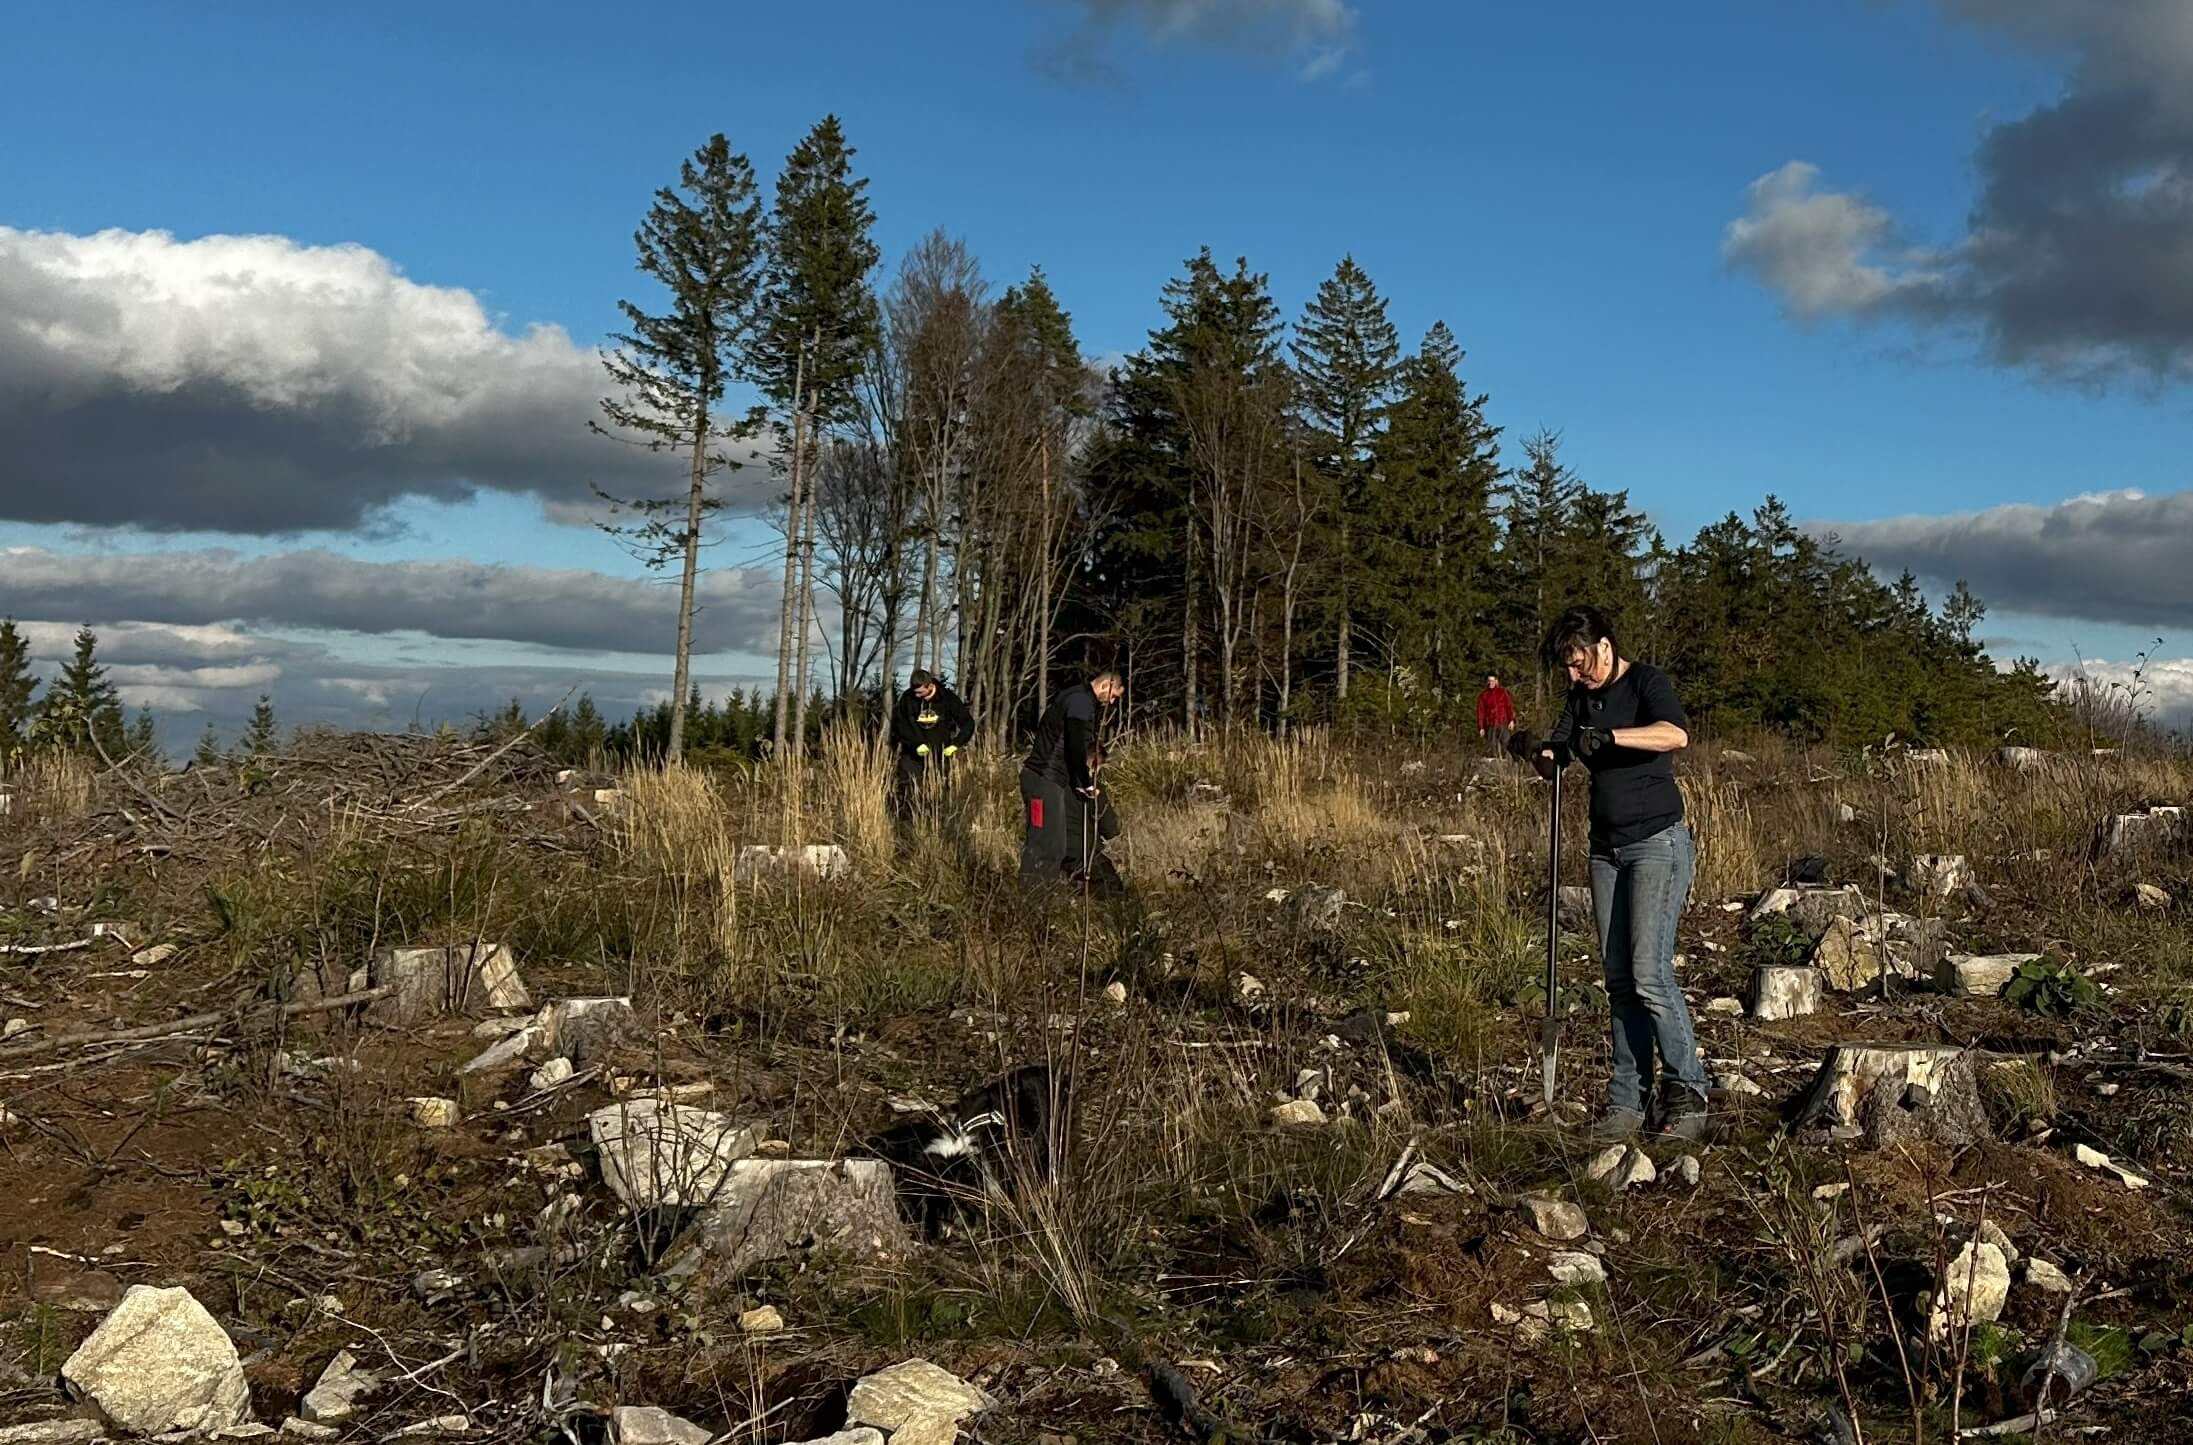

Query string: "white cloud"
[[1725, 3, 2193, 383], [0, 227, 772, 533], [1722, 163, 1944, 319]]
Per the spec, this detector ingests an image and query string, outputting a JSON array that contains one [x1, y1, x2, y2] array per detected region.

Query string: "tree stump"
[[1787, 1042, 1988, 1148]]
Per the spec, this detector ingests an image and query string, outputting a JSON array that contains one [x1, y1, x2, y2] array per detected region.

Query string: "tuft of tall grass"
[[617, 762, 741, 972], [0, 750, 95, 823]]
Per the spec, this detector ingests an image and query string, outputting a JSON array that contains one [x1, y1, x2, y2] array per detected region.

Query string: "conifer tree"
[[242, 694, 280, 757], [1495, 431, 1584, 706], [1368, 322, 1503, 691], [29, 626, 124, 758], [757, 115, 881, 759], [125, 705, 161, 769], [194, 720, 223, 767], [1290, 256, 1399, 701], [570, 693, 606, 762], [594, 133, 770, 766], [0, 619, 35, 756]]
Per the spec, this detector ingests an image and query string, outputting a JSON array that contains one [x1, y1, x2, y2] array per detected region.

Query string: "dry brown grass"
[[0, 750, 95, 823], [616, 761, 741, 964], [818, 722, 894, 869], [1681, 772, 1770, 901]]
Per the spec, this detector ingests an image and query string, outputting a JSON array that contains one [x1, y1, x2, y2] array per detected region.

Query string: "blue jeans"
[[1589, 821, 1706, 1111]]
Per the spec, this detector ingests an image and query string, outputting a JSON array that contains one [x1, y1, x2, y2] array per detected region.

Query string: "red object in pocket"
[[1028, 797, 1044, 829]]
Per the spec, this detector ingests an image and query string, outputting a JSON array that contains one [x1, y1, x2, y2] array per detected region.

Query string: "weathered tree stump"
[[1787, 1042, 1989, 1148]]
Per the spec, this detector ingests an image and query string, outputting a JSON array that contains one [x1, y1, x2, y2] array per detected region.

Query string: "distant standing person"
[[1057, 741, 1125, 898], [890, 669, 974, 813], [1531, 607, 1708, 1142], [1476, 674, 1516, 753], [1020, 667, 1124, 885]]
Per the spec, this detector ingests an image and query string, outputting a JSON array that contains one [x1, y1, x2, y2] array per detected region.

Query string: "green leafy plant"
[[2004, 954, 2100, 1016], [2137, 1323, 2193, 1358], [1746, 911, 1811, 969]]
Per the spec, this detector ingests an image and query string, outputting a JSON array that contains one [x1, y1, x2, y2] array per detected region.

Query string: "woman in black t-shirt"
[[1533, 605, 1709, 1142]]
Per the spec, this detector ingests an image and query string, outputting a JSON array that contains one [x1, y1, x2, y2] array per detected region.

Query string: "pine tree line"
[[594, 116, 2073, 751]]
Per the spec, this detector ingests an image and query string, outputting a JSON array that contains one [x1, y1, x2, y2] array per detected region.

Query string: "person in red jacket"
[[1476, 674, 1516, 752]]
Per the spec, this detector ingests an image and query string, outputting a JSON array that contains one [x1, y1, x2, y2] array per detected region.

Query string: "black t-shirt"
[[1025, 683, 1099, 790], [1548, 660, 1689, 852]]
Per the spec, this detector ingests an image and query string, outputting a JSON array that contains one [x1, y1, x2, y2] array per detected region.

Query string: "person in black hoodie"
[[1524, 605, 1708, 1143], [890, 669, 974, 813], [1019, 668, 1122, 885]]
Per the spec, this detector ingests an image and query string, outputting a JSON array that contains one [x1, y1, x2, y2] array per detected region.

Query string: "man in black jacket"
[[1056, 741, 1125, 897], [1019, 668, 1123, 885], [890, 670, 974, 813]]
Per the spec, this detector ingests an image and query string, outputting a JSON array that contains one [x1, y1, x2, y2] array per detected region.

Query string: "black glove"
[[1572, 726, 1612, 761]]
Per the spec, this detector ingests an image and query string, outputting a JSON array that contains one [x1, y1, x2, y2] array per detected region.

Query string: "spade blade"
[[1539, 1014, 1559, 1108]]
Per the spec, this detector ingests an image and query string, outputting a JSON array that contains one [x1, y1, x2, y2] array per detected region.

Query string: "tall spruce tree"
[[194, 720, 223, 767], [570, 693, 607, 762], [0, 619, 35, 757], [1290, 256, 1399, 702], [594, 133, 769, 765], [30, 626, 124, 758], [1495, 430, 1584, 707], [126, 705, 160, 768], [756, 115, 881, 759], [242, 694, 279, 757], [1367, 322, 1502, 692]]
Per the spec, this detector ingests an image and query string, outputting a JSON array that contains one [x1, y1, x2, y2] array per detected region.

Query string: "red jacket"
[[1476, 685, 1515, 730]]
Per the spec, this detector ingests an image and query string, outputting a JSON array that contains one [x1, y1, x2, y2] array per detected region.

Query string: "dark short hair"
[[909, 669, 936, 689], [1540, 606, 1619, 672]]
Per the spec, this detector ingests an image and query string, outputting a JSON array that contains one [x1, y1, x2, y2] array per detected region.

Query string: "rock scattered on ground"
[[590, 1098, 760, 1210], [1585, 1145, 1656, 1190], [845, 1359, 993, 1445], [1515, 1194, 1588, 1241], [300, 1350, 380, 1425], [1269, 1099, 1326, 1127], [610, 1405, 712, 1445], [60, 1284, 252, 1436], [1934, 952, 2040, 998], [1547, 1250, 1606, 1285], [406, 1096, 459, 1129], [0, 1423, 107, 1445], [2024, 1258, 2073, 1293], [1928, 1240, 2011, 1339]]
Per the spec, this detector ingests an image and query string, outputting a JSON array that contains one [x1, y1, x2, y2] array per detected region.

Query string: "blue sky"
[[4, 0, 2191, 736]]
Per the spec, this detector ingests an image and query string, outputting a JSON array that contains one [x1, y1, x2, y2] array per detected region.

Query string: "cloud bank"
[[2, 547, 787, 657], [0, 227, 772, 534], [1812, 488, 2193, 632], [1725, 0, 2193, 383]]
